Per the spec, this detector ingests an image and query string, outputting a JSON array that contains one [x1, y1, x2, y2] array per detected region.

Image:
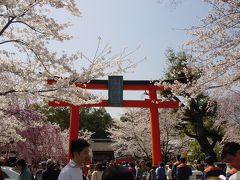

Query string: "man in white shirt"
[[58, 139, 90, 180]]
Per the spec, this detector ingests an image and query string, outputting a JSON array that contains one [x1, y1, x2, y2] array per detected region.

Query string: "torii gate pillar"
[[149, 87, 161, 166], [69, 106, 80, 159]]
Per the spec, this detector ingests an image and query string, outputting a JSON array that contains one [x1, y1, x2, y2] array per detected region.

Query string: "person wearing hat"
[[202, 156, 224, 180], [176, 157, 192, 180]]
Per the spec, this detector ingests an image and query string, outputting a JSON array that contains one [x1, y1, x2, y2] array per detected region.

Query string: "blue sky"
[[53, 0, 210, 118]]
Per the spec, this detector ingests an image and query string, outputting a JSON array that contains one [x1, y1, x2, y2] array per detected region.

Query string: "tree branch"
[[0, 88, 58, 96], [11, 20, 45, 34], [0, 17, 15, 36], [0, 39, 27, 45]]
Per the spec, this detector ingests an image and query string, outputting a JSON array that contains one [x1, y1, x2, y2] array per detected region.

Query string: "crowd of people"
[[0, 140, 239, 180]]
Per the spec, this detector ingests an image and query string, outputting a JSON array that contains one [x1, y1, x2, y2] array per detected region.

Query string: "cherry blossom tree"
[[185, 0, 240, 91], [158, 0, 239, 93], [221, 123, 240, 144], [109, 109, 152, 159], [0, 1, 134, 158], [0, 0, 134, 108], [217, 93, 240, 143], [1, 105, 93, 163], [0, 95, 43, 147], [0, 111, 23, 147], [217, 93, 240, 124], [108, 108, 188, 162], [16, 123, 66, 163], [5, 107, 62, 162]]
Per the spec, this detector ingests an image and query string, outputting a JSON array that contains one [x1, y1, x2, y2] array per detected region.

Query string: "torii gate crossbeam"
[[48, 79, 179, 166]]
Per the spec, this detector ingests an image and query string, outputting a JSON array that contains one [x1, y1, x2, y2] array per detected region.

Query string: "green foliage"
[[188, 140, 223, 162], [80, 107, 113, 139], [188, 140, 206, 163], [33, 104, 113, 139], [213, 142, 223, 161], [164, 48, 201, 81], [33, 104, 70, 130], [165, 49, 188, 80]]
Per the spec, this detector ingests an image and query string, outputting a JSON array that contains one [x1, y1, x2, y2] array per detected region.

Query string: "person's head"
[[168, 164, 173, 169], [102, 165, 134, 180], [139, 160, 145, 168], [180, 157, 186, 164], [160, 162, 164, 168], [46, 159, 55, 169], [176, 154, 181, 161], [70, 139, 90, 165], [221, 142, 240, 170], [41, 161, 47, 170], [205, 156, 214, 166], [16, 159, 27, 172], [95, 163, 103, 171], [129, 162, 134, 168]]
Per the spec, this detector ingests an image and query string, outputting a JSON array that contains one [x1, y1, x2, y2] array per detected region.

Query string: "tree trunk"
[[197, 137, 217, 161], [195, 116, 218, 161]]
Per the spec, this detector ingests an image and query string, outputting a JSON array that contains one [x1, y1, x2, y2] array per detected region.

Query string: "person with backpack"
[[155, 163, 166, 180], [202, 156, 224, 180], [176, 157, 192, 180], [172, 155, 181, 180]]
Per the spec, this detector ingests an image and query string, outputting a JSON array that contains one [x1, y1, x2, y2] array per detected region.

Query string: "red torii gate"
[[48, 77, 179, 166]]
